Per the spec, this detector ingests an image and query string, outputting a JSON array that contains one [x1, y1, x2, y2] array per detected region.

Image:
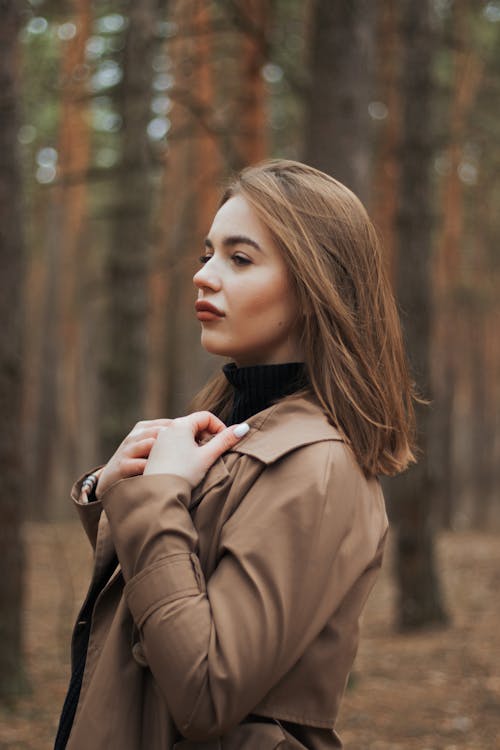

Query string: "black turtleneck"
[[222, 361, 308, 425]]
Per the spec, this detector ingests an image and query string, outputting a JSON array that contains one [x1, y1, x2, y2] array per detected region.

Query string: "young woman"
[[55, 159, 416, 749]]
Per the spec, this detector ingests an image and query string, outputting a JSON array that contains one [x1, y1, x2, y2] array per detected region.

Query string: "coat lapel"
[[230, 394, 344, 464]]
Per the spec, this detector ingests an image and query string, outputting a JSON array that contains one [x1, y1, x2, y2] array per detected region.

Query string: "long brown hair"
[[190, 159, 417, 477]]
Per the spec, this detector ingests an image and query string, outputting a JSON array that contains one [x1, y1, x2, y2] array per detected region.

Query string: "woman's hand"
[[96, 419, 174, 499], [144, 411, 250, 489]]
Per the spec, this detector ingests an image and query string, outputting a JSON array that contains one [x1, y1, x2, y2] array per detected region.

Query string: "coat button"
[[132, 641, 148, 667]]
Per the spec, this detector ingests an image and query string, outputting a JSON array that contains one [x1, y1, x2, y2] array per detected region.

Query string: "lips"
[[195, 300, 225, 320]]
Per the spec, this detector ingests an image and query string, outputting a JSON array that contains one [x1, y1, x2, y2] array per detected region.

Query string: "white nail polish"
[[233, 422, 250, 438]]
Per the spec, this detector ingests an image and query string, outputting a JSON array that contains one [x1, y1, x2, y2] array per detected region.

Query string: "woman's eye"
[[198, 253, 251, 266], [232, 254, 251, 266]]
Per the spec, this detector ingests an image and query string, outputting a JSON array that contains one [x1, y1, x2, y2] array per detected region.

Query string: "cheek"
[[231, 272, 294, 322]]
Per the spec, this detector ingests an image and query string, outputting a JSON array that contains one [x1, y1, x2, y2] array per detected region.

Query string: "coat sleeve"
[[71, 466, 105, 550], [100, 441, 386, 741]]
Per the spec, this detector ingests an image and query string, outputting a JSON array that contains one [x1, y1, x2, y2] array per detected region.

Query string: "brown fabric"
[[65, 394, 388, 749], [172, 717, 313, 748]]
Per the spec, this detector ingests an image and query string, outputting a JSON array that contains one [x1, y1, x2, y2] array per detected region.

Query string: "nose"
[[193, 259, 222, 292]]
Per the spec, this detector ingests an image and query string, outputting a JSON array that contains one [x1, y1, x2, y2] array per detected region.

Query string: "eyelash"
[[198, 253, 251, 267]]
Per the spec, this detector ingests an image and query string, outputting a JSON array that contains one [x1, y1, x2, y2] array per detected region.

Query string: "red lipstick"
[[195, 300, 225, 321]]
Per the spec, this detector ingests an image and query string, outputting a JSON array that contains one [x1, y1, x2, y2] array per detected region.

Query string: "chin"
[[200, 339, 251, 364], [200, 333, 232, 358], [200, 331, 275, 364]]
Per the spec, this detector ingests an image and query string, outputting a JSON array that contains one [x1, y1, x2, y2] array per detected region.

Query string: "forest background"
[[0, 0, 499, 748]]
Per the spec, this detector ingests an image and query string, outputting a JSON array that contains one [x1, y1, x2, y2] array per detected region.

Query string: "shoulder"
[[221, 396, 386, 559], [228, 392, 346, 466], [225, 393, 386, 538]]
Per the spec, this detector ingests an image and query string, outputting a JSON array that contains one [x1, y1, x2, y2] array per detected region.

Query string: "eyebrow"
[[204, 235, 262, 252]]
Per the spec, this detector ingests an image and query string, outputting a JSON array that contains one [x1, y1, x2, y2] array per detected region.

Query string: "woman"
[[55, 159, 416, 749]]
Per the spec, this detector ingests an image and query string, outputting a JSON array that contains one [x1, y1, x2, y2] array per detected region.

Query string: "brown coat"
[[65, 394, 388, 749]]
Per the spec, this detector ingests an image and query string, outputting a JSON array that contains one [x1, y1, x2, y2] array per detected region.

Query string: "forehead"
[[208, 195, 269, 245]]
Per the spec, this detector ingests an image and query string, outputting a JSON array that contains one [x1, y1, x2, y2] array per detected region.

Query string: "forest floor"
[[0, 524, 499, 750]]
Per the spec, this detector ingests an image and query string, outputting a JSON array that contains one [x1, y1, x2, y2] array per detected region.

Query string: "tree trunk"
[[372, 0, 401, 280], [148, 0, 208, 421], [37, 0, 93, 518], [0, 0, 28, 701], [99, 0, 157, 458], [56, 0, 92, 498], [26, 1, 95, 519], [23, 185, 57, 519], [303, 0, 376, 206], [148, 0, 235, 420], [164, 0, 223, 416], [469, 314, 492, 529], [233, 0, 269, 167], [389, 0, 448, 630], [432, 0, 482, 529], [467, 165, 498, 529]]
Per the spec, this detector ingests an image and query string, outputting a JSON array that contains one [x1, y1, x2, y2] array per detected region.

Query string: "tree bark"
[[303, 0, 376, 206], [31, 0, 93, 518], [55, 0, 92, 503], [0, 0, 28, 700], [148, 0, 255, 420], [372, 0, 401, 280], [233, 0, 269, 167], [432, 0, 483, 529], [163, 0, 223, 417], [389, 0, 448, 630], [99, 0, 157, 458]]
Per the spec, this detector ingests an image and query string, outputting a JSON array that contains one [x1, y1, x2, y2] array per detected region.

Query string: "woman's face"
[[193, 195, 303, 366]]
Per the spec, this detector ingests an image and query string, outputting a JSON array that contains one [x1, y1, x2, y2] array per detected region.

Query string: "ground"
[[0, 525, 499, 750]]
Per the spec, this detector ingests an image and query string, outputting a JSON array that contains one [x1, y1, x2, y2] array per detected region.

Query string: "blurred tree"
[[99, 0, 159, 458], [303, 0, 376, 206], [228, 0, 270, 166], [31, 0, 94, 517], [389, 0, 448, 630], [20, 3, 67, 518], [433, 0, 483, 529], [0, 0, 28, 700], [266, 0, 310, 159], [371, 0, 401, 278], [149, 0, 224, 419], [148, 0, 272, 420], [158, 0, 211, 418], [54, 0, 92, 501], [451, 2, 500, 529]]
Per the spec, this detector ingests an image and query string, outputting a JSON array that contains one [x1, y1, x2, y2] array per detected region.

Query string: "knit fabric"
[[222, 361, 308, 425]]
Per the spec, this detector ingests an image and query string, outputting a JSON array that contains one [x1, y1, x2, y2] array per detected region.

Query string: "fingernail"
[[233, 422, 250, 438]]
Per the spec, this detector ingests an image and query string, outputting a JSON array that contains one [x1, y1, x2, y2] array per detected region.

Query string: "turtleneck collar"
[[222, 361, 308, 426]]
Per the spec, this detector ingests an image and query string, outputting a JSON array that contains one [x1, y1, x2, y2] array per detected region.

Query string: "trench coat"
[[63, 392, 388, 749]]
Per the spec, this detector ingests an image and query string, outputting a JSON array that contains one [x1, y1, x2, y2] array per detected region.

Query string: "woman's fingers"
[[127, 437, 156, 458], [118, 458, 148, 478], [182, 410, 227, 438], [127, 421, 172, 441], [135, 418, 173, 429], [95, 457, 147, 498], [123, 426, 163, 446], [199, 423, 250, 467], [143, 412, 250, 488], [95, 421, 172, 498], [100, 411, 248, 495]]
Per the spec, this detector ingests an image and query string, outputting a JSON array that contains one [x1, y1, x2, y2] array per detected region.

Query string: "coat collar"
[[229, 392, 344, 464]]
